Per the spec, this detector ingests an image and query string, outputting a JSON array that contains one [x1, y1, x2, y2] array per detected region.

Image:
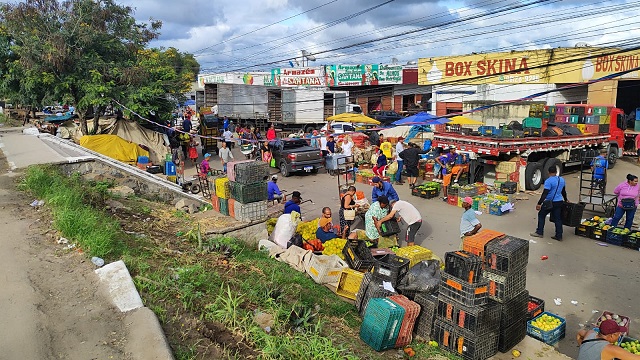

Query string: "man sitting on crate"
[[577, 319, 639, 360], [375, 200, 422, 247], [267, 175, 285, 203], [460, 196, 482, 239]]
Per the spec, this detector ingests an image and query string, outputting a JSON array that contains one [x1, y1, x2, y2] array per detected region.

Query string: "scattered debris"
[[597, 242, 609, 247], [30, 199, 45, 207], [541, 255, 548, 260], [571, 300, 579, 306], [554, 298, 562, 306], [175, 199, 201, 214], [91, 257, 105, 267], [57, 237, 69, 244]]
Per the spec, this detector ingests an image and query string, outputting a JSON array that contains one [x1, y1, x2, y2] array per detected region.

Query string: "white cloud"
[[113, 0, 640, 73]]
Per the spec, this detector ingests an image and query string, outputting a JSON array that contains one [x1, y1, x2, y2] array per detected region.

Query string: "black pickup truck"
[[268, 139, 323, 177], [370, 110, 403, 125]]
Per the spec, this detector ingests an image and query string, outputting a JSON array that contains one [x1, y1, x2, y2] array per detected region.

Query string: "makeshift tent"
[[74, 118, 169, 165], [326, 113, 380, 125], [80, 134, 149, 165], [392, 112, 448, 126]]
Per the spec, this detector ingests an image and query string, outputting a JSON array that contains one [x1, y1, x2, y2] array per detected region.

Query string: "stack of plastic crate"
[[227, 161, 269, 222], [433, 250, 499, 360], [482, 236, 530, 353]]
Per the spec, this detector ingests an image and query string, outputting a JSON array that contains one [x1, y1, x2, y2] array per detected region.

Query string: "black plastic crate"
[[414, 293, 438, 339], [433, 319, 499, 360], [448, 186, 459, 196], [356, 273, 397, 317], [523, 127, 541, 137], [439, 272, 489, 307], [528, 295, 545, 320], [498, 316, 528, 353], [228, 181, 268, 203], [355, 272, 374, 313], [484, 236, 529, 276], [483, 268, 527, 303], [444, 251, 483, 283], [231, 161, 269, 184], [411, 187, 421, 197], [499, 290, 528, 328], [372, 254, 410, 287], [575, 222, 594, 238], [624, 232, 640, 250], [500, 181, 517, 194], [562, 202, 585, 227], [379, 218, 400, 237], [436, 296, 501, 334], [343, 240, 375, 272], [607, 227, 629, 246]]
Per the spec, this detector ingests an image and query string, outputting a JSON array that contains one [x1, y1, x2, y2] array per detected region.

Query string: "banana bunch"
[[296, 218, 319, 241], [322, 238, 347, 259]]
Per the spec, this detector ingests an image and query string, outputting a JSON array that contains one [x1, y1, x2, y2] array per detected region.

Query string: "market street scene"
[[2, 1, 640, 360]]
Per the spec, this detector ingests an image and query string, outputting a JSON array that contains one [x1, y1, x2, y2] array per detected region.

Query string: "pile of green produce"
[[620, 339, 640, 354], [322, 238, 347, 260]]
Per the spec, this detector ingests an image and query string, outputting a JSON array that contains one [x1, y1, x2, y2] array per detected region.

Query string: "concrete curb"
[[95, 261, 174, 360]]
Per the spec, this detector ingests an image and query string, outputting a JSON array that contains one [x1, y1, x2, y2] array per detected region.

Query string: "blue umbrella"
[[392, 112, 448, 126]]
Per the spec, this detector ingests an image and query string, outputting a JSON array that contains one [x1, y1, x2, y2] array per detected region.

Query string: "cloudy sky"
[[117, 0, 640, 74]]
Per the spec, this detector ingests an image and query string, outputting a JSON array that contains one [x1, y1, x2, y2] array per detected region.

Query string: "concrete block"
[[95, 260, 143, 312]]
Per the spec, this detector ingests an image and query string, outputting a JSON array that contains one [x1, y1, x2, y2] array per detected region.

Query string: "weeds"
[[19, 166, 126, 259], [204, 284, 246, 330]]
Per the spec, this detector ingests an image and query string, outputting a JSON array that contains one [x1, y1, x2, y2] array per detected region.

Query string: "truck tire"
[[525, 161, 543, 190], [280, 162, 290, 177], [608, 147, 618, 168], [542, 158, 562, 179]]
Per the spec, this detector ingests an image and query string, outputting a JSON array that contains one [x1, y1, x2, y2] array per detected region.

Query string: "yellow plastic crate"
[[395, 245, 433, 268], [215, 177, 230, 199], [457, 197, 464, 207], [166, 175, 177, 183], [335, 268, 365, 300]]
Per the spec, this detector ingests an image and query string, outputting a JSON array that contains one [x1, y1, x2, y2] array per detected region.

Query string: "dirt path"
[[0, 155, 131, 359]]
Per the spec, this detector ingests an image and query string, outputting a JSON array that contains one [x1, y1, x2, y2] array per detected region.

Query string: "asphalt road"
[[271, 157, 640, 358]]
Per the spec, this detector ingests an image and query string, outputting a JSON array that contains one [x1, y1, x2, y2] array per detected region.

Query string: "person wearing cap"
[[371, 176, 399, 203], [394, 139, 406, 185], [200, 153, 212, 176], [399, 142, 428, 189], [316, 216, 339, 243], [460, 196, 482, 238], [283, 191, 302, 215], [377, 200, 422, 247], [577, 319, 639, 360], [267, 175, 284, 203]]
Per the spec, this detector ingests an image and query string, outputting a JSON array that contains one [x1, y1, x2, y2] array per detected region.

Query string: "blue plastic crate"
[[606, 227, 629, 246], [527, 312, 566, 345], [360, 297, 405, 351], [489, 203, 505, 216]]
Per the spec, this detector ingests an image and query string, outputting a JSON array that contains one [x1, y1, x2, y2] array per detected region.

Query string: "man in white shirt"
[[376, 199, 422, 246], [395, 139, 406, 185], [223, 129, 233, 148], [218, 141, 234, 173], [320, 133, 329, 157]]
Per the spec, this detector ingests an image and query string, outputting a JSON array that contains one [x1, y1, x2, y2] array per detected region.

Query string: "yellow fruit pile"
[[296, 218, 319, 241], [531, 314, 562, 332], [322, 238, 347, 260], [266, 218, 278, 235]]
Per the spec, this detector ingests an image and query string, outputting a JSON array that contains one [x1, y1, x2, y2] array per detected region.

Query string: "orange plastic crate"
[[211, 195, 220, 212], [462, 230, 506, 262], [388, 295, 421, 348], [228, 198, 236, 219]]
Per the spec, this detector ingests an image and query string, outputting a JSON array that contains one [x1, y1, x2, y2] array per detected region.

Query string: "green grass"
[[19, 165, 126, 259]]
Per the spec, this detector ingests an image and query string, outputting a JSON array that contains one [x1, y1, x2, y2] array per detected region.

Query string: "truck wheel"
[[608, 147, 618, 168], [525, 161, 543, 190], [542, 158, 562, 179], [280, 162, 290, 177]]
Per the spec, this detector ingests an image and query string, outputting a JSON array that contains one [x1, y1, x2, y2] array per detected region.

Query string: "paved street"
[[270, 156, 640, 358]]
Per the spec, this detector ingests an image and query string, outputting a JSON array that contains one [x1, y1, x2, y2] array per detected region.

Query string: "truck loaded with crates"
[[197, 83, 360, 132], [432, 104, 628, 191]]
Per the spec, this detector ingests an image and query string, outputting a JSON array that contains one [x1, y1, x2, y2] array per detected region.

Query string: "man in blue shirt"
[[590, 148, 608, 194], [460, 196, 482, 237], [531, 166, 568, 240], [316, 217, 338, 243], [371, 176, 400, 203], [223, 117, 229, 131], [267, 175, 284, 203], [283, 191, 302, 215]]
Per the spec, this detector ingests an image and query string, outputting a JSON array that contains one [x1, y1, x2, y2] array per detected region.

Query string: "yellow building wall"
[[419, 48, 640, 86]]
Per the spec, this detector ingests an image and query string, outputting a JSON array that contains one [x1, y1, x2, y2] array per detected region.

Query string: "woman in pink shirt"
[[611, 174, 640, 229]]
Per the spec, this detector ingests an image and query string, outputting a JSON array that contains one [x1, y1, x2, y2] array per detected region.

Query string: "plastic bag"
[[387, 161, 398, 174], [397, 259, 441, 297], [272, 213, 300, 248]]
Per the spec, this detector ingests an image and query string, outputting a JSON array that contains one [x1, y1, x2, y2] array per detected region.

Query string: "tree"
[[1, 0, 199, 135]]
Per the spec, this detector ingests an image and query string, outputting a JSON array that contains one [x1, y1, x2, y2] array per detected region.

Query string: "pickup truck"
[[268, 139, 324, 177], [369, 110, 403, 125]]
